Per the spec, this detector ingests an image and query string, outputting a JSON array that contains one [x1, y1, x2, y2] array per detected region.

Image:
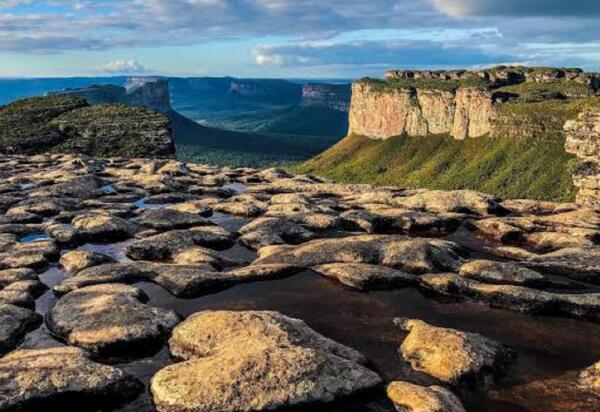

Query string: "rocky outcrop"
[[124, 78, 172, 113], [348, 82, 495, 140], [53, 78, 172, 113], [151, 310, 382, 412], [0, 95, 175, 157], [564, 109, 600, 208], [350, 66, 600, 141], [302, 83, 351, 112]]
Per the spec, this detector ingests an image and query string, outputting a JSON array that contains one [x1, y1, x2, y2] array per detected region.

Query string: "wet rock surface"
[[0, 154, 598, 411], [0, 347, 142, 410], [151, 310, 382, 412]]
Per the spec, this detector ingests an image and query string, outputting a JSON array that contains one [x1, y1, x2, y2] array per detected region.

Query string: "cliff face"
[[349, 66, 600, 141], [348, 82, 494, 140], [301, 83, 351, 112], [0, 96, 174, 157], [124, 78, 172, 113], [52, 78, 172, 113], [564, 110, 600, 208]]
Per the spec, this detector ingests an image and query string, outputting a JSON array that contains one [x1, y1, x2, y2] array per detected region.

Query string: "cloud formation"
[[101, 59, 146, 74], [0, 0, 599, 75]]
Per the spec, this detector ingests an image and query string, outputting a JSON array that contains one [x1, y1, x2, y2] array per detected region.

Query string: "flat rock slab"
[[138, 208, 213, 230], [47, 284, 181, 356], [255, 235, 463, 274], [59, 250, 116, 274], [579, 361, 600, 392], [0, 347, 142, 410], [0, 303, 42, 356], [421, 273, 600, 320], [387, 381, 466, 412], [312, 263, 418, 291], [525, 247, 600, 284], [238, 217, 317, 249], [0, 238, 59, 270], [72, 212, 138, 242], [395, 318, 514, 389], [151, 310, 382, 412], [125, 226, 234, 261], [54, 262, 301, 298]]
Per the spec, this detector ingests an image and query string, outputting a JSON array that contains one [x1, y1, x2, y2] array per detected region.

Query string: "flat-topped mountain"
[[299, 66, 600, 203], [51, 78, 172, 113], [0, 96, 174, 157]]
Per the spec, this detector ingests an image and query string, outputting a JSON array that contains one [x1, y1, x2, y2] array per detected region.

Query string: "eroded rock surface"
[[387, 381, 466, 412], [0, 303, 42, 355], [395, 318, 514, 389], [0, 347, 142, 410], [151, 310, 382, 412]]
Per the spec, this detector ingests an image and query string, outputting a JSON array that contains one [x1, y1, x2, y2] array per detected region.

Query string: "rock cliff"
[[564, 109, 600, 208], [124, 78, 172, 113], [301, 83, 351, 112], [348, 81, 495, 140], [52, 78, 172, 113], [350, 66, 600, 141], [0, 96, 174, 157]]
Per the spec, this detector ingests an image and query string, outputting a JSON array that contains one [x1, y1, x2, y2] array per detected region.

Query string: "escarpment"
[[565, 109, 600, 208], [349, 66, 600, 141], [302, 83, 351, 112], [52, 78, 172, 113], [0, 95, 174, 157]]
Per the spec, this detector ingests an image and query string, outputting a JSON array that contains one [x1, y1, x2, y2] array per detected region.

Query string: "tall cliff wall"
[[564, 109, 600, 208], [348, 82, 495, 140], [53, 78, 172, 114], [349, 66, 600, 141]]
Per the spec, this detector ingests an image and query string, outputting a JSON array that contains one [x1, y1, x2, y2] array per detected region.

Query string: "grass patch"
[[295, 133, 578, 202]]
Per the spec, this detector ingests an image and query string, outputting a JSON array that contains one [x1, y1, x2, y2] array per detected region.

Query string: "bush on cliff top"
[[295, 132, 577, 202], [357, 77, 492, 93]]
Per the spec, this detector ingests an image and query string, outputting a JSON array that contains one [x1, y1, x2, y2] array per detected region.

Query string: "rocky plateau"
[[0, 153, 598, 412]]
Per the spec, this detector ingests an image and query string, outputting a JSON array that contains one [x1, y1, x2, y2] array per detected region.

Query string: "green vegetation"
[[496, 80, 591, 101], [0, 96, 87, 153], [295, 132, 578, 202], [170, 110, 340, 168], [357, 76, 492, 93]]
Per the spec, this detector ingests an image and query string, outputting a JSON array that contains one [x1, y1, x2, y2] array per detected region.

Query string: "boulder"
[[395, 190, 503, 215], [579, 361, 600, 392], [0, 347, 142, 410], [395, 318, 514, 389], [239, 217, 317, 249], [0, 303, 42, 355], [312, 263, 417, 291], [59, 250, 116, 274], [387, 381, 466, 412], [420, 273, 600, 320], [150, 310, 382, 412], [458, 260, 558, 288], [126, 226, 234, 261], [255, 235, 463, 274], [72, 212, 138, 242], [46, 284, 180, 356], [138, 208, 212, 230]]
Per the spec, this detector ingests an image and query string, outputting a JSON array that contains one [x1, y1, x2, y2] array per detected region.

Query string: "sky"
[[1, 0, 600, 78]]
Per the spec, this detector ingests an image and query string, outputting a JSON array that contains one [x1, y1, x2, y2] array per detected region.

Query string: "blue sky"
[[1, 0, 600, 78]]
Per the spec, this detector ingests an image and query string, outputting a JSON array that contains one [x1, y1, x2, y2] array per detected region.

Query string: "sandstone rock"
[[72, 212, 138, 242], [458, 260, 554, 287], [0, 303, 42, 355], [0, 279, 46, 307], [255, 235, 463, 274], [420, 273, 600, 320], [47, 284, 180, 356], [387, 381, 466, 412], [138, 208, 212, 230], [125, 226, 234, 261], [396, 318, 514, 388], [0, 347, 142, 410], [395, 190, 502, 215], [59, 250, 116, 274], [525, 247, 600, 283], [239, 217, 317, 249], [0, 238, 59, 270], [579, 361, 600, 392], [151, 310, 382, 412], [312, 263, 417, 291]]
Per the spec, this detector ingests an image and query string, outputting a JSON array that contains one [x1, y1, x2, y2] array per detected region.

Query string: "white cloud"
[[101, 59, 146, 74], [0, 0, 31, 7]]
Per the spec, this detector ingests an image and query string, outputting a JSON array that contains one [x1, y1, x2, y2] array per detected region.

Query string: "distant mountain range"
[[0, 76, 351, 167]]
